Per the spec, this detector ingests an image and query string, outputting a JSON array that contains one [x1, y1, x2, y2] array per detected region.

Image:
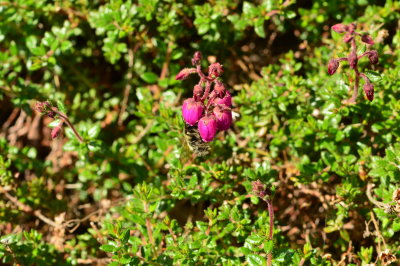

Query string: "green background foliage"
[[0, 0, 399, 265]]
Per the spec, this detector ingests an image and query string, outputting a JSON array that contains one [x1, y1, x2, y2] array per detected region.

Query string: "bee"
[[183, 123, 210, 157]]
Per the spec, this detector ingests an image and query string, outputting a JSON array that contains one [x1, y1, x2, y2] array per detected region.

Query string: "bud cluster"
[[176, 52, 232, 142], [35, 101, 64, 139], [328, 22, 380, 103]]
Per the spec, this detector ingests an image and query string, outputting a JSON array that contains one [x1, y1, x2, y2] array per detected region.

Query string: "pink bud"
[[208, 63, 224, 78], [327, 59, 339, 75], [331, 23, 348, 33], [348, 49, 358, 69], [193, 85, 203, 99], [361, 34, 374, 45], [198, 115, 217, 142], [213, 105, 232, 131], [368, 50, 379, 64], [191, 51, 202, 66], [343, 33, 353, 43], [348, 23, 357, 34], [213, 90, 232, 107], [182, 98, 204, 126], [51, 125, 62, 139], [214, 82, 226, 97], [35, 101, 55, 118], [175, 68, 196, 80], [363, 83, 374, 101]]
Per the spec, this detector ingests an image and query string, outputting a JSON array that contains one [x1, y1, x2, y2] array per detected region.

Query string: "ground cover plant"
[[0, 0, 399, 265]]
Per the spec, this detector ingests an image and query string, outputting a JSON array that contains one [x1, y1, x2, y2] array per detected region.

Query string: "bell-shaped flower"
[[198, 114, 217, 142], [363, 83, 374, 101], [213, 105, 232, 131], [182, 98, 204, 126], [213, 90, 232, 107]]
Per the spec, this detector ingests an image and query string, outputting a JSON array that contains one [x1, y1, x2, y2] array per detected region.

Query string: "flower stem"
[[52, 108, 84, 143], [266, 199, 274, 266]]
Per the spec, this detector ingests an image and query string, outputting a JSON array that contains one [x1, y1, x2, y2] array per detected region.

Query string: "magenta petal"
[[327, 59, 339, 75], [182, 98, 204, 126], [363, 83, 374, 101], [198, 115, 217, 142], [331, 23, 348, 33], [213, 106, 232, 131], [361, 34, 374, 45], [213, 90, 232, 107]]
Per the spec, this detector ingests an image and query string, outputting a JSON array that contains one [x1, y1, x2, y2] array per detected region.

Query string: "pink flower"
[[368, 50, 379, 64], [51, 125, 63, 139], [208, 63, 224, 78], [361, 34, 374, 45], [213, 105, 232, 131], [198, 115, 217, 142], [363, 83, 374, 101], [327, 59, 339, 75], [176, 68, 196, 80], [213, 90, 232, 107], [192, 51, 202, 66], [331, 23, 348, 33], [182, 98, 204, 126]]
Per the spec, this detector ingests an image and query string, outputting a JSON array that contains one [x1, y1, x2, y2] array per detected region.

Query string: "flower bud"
[[368, 50, 378, 64], [213, 90, 232, 107], [214, 82, 226, 97], [51, 124, 63, 139], [348, 49, 358, 69], [348, 23, 356, 34], [327, 59, 339, 75], [193, 85, 203, 99], [361, 34, 374, 45], [191, 51, 202, 66], [213, 105, 232, 131], [208, 63, 224, 78], [331, 23, 348, 33], [175, 68, 196, 80], [182, 98, 204, 126], [252, 180, 271, 200], [343, 33, 353, 43], [363, 83, 374, 101], [35, 101, 55, 118], [198, 114, 217, 142]]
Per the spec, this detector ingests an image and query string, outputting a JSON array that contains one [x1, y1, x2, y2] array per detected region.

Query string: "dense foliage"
[[0, 0, 399, 265]]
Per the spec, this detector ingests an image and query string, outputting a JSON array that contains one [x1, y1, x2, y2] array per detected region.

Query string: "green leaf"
[[254, 18, 266, 38], [141, 72, 158, 83], [100, 244, 117, 253], [246, 254, 266, 266], [88, 124, 101, 139], [57, 100, 66, 113], [364, 70, 382, 83]]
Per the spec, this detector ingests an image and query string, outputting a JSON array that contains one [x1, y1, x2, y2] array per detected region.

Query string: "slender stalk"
[[349, 69, 360, 103], [266, 199, 274, 266], [52, 108, 84, 143]]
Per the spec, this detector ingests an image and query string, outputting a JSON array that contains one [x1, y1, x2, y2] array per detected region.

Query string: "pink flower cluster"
[[176, 52, 232, 142], [328, 22, 379, 102]]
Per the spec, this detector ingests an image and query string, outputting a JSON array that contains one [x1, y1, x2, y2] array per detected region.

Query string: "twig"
[[0, 188, 58, 227], [52, 108, 84, 143], [366, 183, 390, 209], [370, 210, 386, 253]]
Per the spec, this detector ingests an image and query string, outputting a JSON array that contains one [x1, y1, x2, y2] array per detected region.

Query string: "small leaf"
[[246, 254, 266, 266], [364, 70, 382, 83], [100, 244, 117, 253], [57, 100, 66, 113], [141, 72, 158, 83], [88, 124, 101, 139]]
